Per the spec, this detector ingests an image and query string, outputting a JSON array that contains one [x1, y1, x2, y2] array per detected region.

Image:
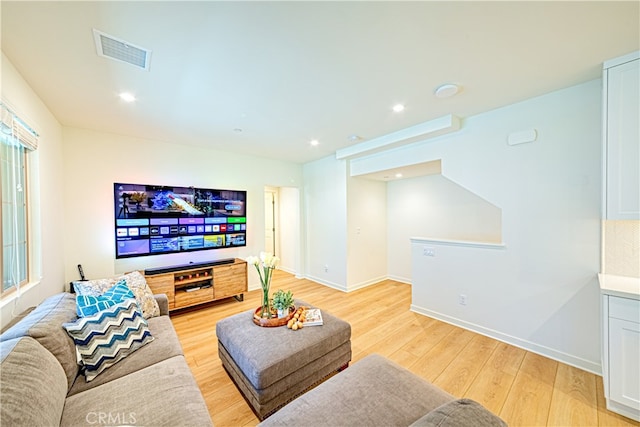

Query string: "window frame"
[[1, 103, 38, 298]]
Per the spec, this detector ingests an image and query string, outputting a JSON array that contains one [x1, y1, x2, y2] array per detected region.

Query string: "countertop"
[[598, 273, 640, 300]]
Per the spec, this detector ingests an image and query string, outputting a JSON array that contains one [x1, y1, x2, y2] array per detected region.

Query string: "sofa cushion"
[[0, 292, 79, 390], [1, 337, 67, 426], [76, 279, 135, 317], [73, 270, 160, 319], [60, 356, 213, 427], [63, 298, 154, 381], [409, 398, 508, 427], [68, 313, 184, 395]]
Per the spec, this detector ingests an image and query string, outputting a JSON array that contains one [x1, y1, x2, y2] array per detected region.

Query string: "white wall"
[[354, 80, 602, 372], [387, 174, 502, 282], [303, 158, 388, 291], [1, 52, 66, 327], [346, 175, 387, 289], [303, 156, 348, 289], [61, 127, 302, 291]]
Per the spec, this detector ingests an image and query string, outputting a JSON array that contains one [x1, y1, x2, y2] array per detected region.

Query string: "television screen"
[[114, 183, 246, 259]]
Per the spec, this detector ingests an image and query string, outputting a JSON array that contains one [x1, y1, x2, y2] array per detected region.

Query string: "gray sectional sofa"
[[259, 354, 507, 427], [0, 292, 212, 427], [1, 290, 506, 427]]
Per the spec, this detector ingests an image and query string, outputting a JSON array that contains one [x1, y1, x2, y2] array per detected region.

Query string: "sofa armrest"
[[153, 294, 170, 316]]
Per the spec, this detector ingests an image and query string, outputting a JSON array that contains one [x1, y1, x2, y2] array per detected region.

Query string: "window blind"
[[1, 103, 39, 150]]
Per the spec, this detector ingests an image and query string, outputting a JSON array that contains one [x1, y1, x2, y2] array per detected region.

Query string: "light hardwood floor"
[[170, 270, 639, 427]]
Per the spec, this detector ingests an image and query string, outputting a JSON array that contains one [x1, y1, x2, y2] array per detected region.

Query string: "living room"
[[1, 2, 639, 425]]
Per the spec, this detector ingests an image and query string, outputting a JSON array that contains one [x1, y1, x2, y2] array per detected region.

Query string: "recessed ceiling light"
[[310, 139, 319, 147], [392, 104, 405, 113], [119, 92, 136, 103], [434, 84, 460, 99], [395, 173, 403, 178], [348, 134, 362, 142]]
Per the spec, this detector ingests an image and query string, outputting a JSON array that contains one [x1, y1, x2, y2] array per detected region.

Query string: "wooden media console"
[[144, 258, 247, 311]]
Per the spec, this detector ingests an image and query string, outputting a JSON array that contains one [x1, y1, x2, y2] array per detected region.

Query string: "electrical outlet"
[[324, 265, 329, 273], [458, 294, 467, 306], [423, 247, 435, 257]]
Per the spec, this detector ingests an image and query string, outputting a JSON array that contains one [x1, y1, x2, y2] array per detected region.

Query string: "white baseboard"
[[304, 275, 348, 292], [410, 304, 602, 375], [278, 266, 297, 275], [303, 274, 391, 293], [386, 274, 411, 284], [345, 275, 388, 292], [606, 399, 640, 422]]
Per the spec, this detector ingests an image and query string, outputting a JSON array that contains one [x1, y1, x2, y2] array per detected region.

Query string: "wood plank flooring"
[[170, 270, 639, 427]]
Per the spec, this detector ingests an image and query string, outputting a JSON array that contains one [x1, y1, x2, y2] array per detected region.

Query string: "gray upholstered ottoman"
[[216, 301, 351, 420]]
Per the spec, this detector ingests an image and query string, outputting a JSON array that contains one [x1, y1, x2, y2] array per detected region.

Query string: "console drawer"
[[175, 287, 213, 309]]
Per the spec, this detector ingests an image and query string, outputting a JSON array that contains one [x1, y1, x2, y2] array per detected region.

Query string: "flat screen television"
[[114, 183, 246, 259]]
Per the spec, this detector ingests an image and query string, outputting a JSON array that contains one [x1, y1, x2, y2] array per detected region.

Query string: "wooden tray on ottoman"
[[253, 306, 295, 327]]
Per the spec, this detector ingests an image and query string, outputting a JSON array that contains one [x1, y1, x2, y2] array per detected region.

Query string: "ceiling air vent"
[[93, 29, 152, 71]]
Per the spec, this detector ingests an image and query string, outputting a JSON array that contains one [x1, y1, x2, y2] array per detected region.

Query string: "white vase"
[[277, 308, 289, 318]]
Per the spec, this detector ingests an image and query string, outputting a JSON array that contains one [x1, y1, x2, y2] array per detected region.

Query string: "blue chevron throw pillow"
[[63, 298, 154, 381], [75, 279, 135, 317]]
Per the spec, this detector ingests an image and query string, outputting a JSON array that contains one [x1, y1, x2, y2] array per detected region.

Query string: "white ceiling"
[[2, 1, 638, 165]]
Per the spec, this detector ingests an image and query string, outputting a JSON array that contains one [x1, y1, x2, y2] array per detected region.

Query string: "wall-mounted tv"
[[114, 183, 246, 259]]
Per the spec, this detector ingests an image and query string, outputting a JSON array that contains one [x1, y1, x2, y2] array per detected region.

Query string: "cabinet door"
[[605, 58, 640, 219], [214, 262, 247, 300], [609, 317, 640, 410], [145, 273, 175, 309]]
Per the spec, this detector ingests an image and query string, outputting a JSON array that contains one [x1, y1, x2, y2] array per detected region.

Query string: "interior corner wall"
[[1, 52, 66, 328], [303, 155, 348, 290], [61, 127, 303, 290], [387, 174, 502, 282], [374, 79, 602, 371], [346, 176, 387, 289]]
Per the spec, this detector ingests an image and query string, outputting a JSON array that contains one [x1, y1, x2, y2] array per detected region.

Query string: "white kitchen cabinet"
[[600, 275, 640, 422], [603, 51, 640, 220], [609, 317, 640, 410]]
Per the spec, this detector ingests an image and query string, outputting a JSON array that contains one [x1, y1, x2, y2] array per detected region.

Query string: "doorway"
[[264, 189, 277, 256], [264, 186, 301, 276]]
